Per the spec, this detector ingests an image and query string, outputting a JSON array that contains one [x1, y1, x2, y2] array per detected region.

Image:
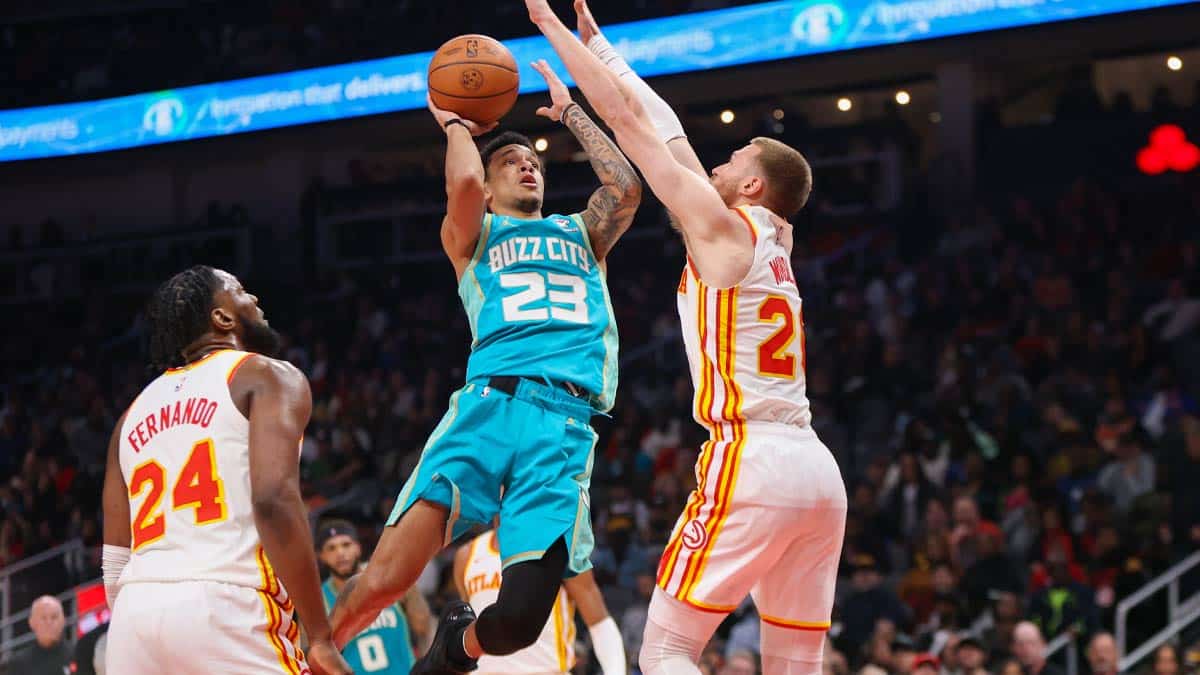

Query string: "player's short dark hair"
[[751, 137, 813, 218], [146, 265, 221, 372], [481, 131, 540, 177]]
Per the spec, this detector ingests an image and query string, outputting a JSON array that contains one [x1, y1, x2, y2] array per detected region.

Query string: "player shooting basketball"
[[329, 52, 642, 675], [527, 2, 849, 674]]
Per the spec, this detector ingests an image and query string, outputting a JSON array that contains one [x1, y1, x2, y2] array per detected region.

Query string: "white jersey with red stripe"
[[677, 205, 811, 433], [463, 531, 576, 675], [655, 205, 846, 629], [117, 349, 286, 600]]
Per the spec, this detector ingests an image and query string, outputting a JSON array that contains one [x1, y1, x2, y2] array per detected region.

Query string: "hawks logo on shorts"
[[680, 520, 708, 551]]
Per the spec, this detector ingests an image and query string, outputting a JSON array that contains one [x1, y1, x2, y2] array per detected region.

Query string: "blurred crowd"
[[3, 162, 1200, 672], [1, 48, 1200, 668]]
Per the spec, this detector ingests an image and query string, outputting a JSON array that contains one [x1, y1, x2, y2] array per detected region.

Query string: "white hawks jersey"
[[677, 205, 812, 434], [462, 531, 576, 674], [117, 349, 289, 606]]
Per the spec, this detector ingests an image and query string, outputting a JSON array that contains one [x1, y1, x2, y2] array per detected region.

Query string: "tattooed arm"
[[565, 103, 642, 261], [532, 60, 641, 262]]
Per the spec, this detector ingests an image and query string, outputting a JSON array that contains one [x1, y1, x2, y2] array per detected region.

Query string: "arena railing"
[[0, 538, 89, 662], [1044, 630, 1079, 675], [1115, 549, 1200, 672]]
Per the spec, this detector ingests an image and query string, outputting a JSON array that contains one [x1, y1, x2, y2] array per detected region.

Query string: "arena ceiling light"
[[534, 137, 549, 152], [895, 90, 911, 105], [719, 110, 736, 124], [1167, 55, 1183, 71], [837, 98, 853, 112]]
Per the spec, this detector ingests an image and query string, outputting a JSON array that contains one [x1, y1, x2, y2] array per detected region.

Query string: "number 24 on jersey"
[[129, 439, 227, 550]]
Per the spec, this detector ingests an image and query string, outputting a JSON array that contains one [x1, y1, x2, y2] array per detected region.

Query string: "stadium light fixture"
[[535, 137, 549, 152], [1167, 56, 1183, 71], [895, 90, 911, 105], [720, 110, 735, 124], [837, 97, 852, 112]]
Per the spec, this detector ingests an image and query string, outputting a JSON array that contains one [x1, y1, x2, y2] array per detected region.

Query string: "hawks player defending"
[[101, 266, 351, 675], [528, 2, 848, 673]]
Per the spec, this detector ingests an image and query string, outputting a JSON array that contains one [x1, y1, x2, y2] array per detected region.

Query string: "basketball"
[[428, 35, 520, 125]]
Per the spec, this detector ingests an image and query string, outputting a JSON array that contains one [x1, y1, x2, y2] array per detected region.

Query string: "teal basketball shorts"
[[387, 377, 598, 576]]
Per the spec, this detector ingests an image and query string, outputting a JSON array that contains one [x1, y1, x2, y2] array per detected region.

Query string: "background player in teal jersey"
[[318, 521, 432, 674], [330, 60, 641, 675]]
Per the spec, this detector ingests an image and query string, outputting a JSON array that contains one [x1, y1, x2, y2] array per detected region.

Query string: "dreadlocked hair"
[[146, 265, 221, 371]]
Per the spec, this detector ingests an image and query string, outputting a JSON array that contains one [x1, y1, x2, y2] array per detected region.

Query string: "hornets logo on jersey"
[[458, 212, 618, 411], [322, 579, 415, 674]]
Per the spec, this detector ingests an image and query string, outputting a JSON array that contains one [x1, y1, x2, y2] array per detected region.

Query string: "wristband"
[[559, 102, 580, 124], [444, 118, 468, 131]]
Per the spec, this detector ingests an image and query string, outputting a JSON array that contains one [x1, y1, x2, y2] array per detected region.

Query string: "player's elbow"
[[608, 107, 646, 140], [446, 168, 484, 198], [250, 482, 295, 521]]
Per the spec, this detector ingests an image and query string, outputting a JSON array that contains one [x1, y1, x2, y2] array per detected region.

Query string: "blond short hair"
[[751, 137, 813, 218]]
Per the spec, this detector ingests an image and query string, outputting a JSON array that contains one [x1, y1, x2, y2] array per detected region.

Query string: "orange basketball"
[[428, 35, 520, 125]]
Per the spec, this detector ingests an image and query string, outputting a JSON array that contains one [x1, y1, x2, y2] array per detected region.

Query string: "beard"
[[331, 562, 359, 580], [241, 316, 282, 358], [513, 195, 542, 215], [713, 178, 738, 207]]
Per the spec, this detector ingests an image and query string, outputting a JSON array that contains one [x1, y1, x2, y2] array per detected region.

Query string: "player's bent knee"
[[475, 601, 546, 654]]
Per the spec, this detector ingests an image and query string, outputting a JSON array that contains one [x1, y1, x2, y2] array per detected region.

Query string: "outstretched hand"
[[532, 60, 574, 122], [427, 95, 497, 137], [575, 0, 602, 45]]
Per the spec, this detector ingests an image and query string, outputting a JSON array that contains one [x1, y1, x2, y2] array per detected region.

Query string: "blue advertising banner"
[[0, 0, 1192, 162]]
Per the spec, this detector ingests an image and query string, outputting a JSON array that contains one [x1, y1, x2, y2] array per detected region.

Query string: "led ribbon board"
[[0, 0, 1191, 162]]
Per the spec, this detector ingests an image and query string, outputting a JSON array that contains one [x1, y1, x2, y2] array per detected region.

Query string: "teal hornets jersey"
[[458, 212, 618, 411], [322, 578, 415, 674]]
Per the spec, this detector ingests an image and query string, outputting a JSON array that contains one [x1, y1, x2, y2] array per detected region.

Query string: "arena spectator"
[[8, 595, 70, 675], [1086, 632, 1118, 675], [1012, 621, 1063, 675]]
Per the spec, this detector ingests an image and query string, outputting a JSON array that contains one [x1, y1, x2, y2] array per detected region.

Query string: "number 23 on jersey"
[[500, 271, 588, 324], [129, 439, 228, 550]]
